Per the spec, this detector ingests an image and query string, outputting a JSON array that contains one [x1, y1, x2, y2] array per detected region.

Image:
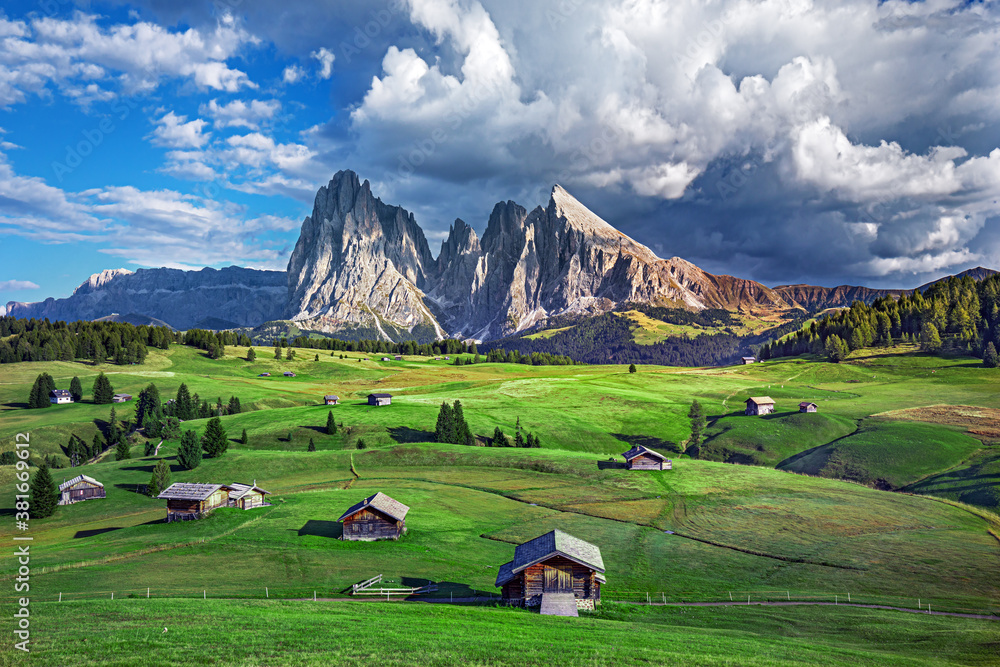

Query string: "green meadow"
[[1, 343, 999, 665]]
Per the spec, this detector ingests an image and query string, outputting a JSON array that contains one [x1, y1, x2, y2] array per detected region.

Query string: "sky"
[[1, 0, 999, 308]]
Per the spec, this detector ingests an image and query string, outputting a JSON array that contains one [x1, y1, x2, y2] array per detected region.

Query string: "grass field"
[[1, 343, 999, 664]]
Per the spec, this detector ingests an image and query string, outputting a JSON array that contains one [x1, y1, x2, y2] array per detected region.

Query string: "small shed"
[[112, 393, 132, 403], [283, 371, 296, 377], [157, 483, 234, 522], [338, 492, 409, 541], [444, 356, 450, 360], [58, 474, 104, 505], [368, 393, 392, 407], [258, 373, 271, 377], [496, 529, 605, 613], [741, 357, 757, 365], [380, 357, 390, 361], [799, 402, 818, 413], [745, 396, 775, 416], [434, 357, 442, 361], [324, 395, 340, 405], [621, 445, 672, 470], [49, 389, 73, 404], [228, 482, 270, 510], [393, 355, 403, 361]]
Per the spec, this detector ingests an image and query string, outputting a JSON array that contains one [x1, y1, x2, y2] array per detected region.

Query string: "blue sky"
[[2, 0, 1000, 308]]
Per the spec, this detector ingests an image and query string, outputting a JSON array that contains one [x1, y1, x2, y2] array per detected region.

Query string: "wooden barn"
[[745, 396, 775, 416], [49, 389, 73, 404], [368, 393, 392, 407], [799, 402, 818, 413], [324, 395, 339, 405], [394, 355, 403, 361], [112, 393, 132, 403], [228, 482, 270, 509], [338, 492, 409, 541], [741, 357, 757, 365], [381, 357, 390, 361], [283, 371, 296, 377], [58, 474, 104, 505], [158, 483, 234, 522], [496, 529, 605, 615], [621, 445, 672, 470]]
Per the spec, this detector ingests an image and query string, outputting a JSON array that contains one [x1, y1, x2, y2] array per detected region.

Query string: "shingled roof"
[[745, 396, 775, 405], [337, 492, 409, 523], [495, 529, 606, 587], [58, 474, 103, 492], [228, 483, 270, 501], [621, 445, 667, 462], [368, 393, 392, 399], [158, 483, 233, 501]]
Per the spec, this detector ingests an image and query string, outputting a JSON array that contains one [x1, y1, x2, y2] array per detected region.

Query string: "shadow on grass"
[[298, 425, 329, 435], [388, 426, 435, 444], [2, 402, 29, 410], [121, 460, 186, 474], [297, 519, 342, 539], [611, 433, 680, 454], [74, 526, 123, 539], [597, 460, 626, 470], [114, 482, 152, 495]]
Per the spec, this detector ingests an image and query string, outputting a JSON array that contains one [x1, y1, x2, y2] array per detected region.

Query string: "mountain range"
[[5, 170, 996, 341]]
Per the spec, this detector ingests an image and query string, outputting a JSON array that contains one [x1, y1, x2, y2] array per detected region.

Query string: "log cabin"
[[741, 357, 757, 365], [324, 395, 339, 405], [58, 474, 105, 505], [799, 402, 818, 413], [367, 393, 392, 407], [744, 396, 775, 416], [228, 482, 270, 509], [112, 393, 132, 403], [621, 445, 672, 470], [158, 483, 234, 522], [496, 529, 606, 613], [49, 389, 73, 404], [338, 492, 409, 541]]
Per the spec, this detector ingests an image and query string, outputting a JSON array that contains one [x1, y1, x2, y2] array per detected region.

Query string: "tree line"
[[0, 316, 174, 365]]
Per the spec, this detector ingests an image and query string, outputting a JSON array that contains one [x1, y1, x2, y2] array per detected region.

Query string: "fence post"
[[729, 591, 733, 602], [662, 593, 665, 604], [266, 587, 269, 599], [59, 592, 62, 602], [147, 587, 150, 599], [111, 592, 114, 600], [747, 595, 750, 606], [835, 595, 838, 605], [928, 604, 931, 614], [314, 591, 317, 601], [847, 593, 850, 603], [204, 590, 206, 599]]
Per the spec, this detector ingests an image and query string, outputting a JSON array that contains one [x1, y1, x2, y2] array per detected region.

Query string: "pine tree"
[[492, 426, 507, 447], [161, 417, 180, 441], [115, 436, 131, 461], [240, 428, 248, 445], [176, 383, 193, 421], [326, 411, 337, 435], [984, 342, 999, 368], [825, 335, 849, 362], [514, 430, 526, 448], [356, 438, 367, 450], [314, 354, 319, 361], [177, 430, 202, 470], [274, 345, 282, 360], [148, 459, 171, 497], [629, 363, 637, 373], [308, 438, 316, 452], [92, 372, 114, 404], [452, 400, 472, 445], [920, 322, 943, 353], [228, 396, 241, 414], [246, 348, 256, 362], [28, 375, 48, 409], [435, 402, 455, 443], [201, 417, 228, 458], [107, 407, 122, 445], [69, 376, 83, 402], [688, 400, 706, 449], [29, 463, 59, 519], [91, 433, 103, 459]]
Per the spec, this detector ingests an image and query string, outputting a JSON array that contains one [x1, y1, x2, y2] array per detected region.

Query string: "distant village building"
[[799, 402, 818, 413], [621, 445, 672, 471], [745, 396, 775, 416], [112, 393, 132, 403], [394, 355, 403, 361], [381, 357, 390, 362], [741, 357, 757, 365], [58, 474, 105, 505], [158, 483, 234, 522], [338, 492, 409, 541], [324, 395, 340, 405], [228, 482, 270, 510], [434, 357, 442, 361], [283, 371, 296, 377], [496, 529, 605, 615], [368, 393, 392, 407], [49, 389, 73, 404], [258, 373, 271, 377]]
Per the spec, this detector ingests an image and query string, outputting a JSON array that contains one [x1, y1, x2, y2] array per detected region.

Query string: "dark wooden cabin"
[[58, 474, 105, 505], [338, 492, 409, 541], [799, 402, 818, 413], [744, 396, 775, 416], [622, 445, 672, 470], [228, 482, 271, 509], [496, 529, 606, 614], [158, 483, 234, 522], [741, 357, 757, 365], [368, 393, 392, 407]]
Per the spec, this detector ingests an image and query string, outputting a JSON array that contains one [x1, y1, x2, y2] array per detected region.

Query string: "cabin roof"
[[338, 492, 409, 523], [495, 529, 605, 586], [50, 389, 71, 398], [228, 482, 270, 500], [368, 393, 392, 399], [113, 393, 132, 399], [58, 474, 102, 491], [158, 483, 233, 501], [742, 356, 756, 360], [799, 402, 818, 408], [745, 396, 775, 405], [324, 395, 339, 400], [621, 444, 667, 461]]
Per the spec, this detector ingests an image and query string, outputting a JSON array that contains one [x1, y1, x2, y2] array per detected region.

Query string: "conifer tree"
[[435, 402, 455, 443], [984, 342, 999, 368], [148, 459, 171, 497], [177, 430, 202, 470], [69, 376, 83, 403], [308, 438, 316, 452], [201, 417, 228, 458], [492, 426, 508, 447], [514, 430, 526, 448], [29, 463, 59, 519], [92, 372, 114, 404], [92, 433, 103, 458], [920, 322, 943, 352], [356, 438, 367, 450], [629, 363, 637, 373], [326, 410, 337, 435], [452, 400, 472, 445], [274, 345, 282, 360], [27, 375, 47, 409], [688, 400, 706, 449], [175, 383, 193, 421], [115, 436, 131, 461], [240, 428, 248, 445], [228, 396, 241, 414], [246, 348, 256, 362]]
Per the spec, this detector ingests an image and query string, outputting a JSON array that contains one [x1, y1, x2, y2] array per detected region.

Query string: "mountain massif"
[[7, 170, 991, 341]]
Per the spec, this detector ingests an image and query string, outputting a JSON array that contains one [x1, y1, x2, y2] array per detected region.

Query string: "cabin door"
[[543, 564, 572, 593]]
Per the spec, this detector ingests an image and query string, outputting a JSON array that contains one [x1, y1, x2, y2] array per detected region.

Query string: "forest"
[[0, 316, 174, 364]]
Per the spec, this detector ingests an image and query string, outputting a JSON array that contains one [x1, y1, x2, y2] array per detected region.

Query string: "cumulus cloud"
[[149, 112, 211, 149], [311, 47, 335, 79], [200, 98, 280, 129], [0, 280, 40, 291], [282, 64, 305, 84]]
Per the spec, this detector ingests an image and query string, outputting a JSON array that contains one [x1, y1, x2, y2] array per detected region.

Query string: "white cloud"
[[311, 47, 335, 79], [200, 98, 280, 129], [282, 64, 305, 84], [149, 112, 211, 149], [0, 280, 40, 291]]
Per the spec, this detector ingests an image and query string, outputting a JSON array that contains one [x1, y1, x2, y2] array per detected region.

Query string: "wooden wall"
[[628, 454, 663, 470], [342, 508, 403, 540], [503, 555, 601, 606]]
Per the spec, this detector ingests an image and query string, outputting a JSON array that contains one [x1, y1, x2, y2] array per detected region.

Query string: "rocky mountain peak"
[[74, 268, 133, 295]]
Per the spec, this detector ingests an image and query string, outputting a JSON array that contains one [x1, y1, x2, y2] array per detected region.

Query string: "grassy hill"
[[700, 412, 858, 466]]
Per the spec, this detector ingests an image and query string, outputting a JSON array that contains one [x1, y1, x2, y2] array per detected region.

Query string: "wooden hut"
[[741, 357, 757, 365], [368, 393, 392, 407], [283, 371, 296, 377], [393, 355, 403, 361], [496, 529, 605, 615], [58, 474, 105, 505], [621, 445, 672, 470], [49, 389, 73, 404], [799, 402, 818, 413], [338, 492, 409, 541], [324, 395, 339, 405], [744, 396, 775, 416], [228, 482, 270, 509], [380, 357, 390, 361], [158, 483, 234, 522], [112, 393, 132, 403]]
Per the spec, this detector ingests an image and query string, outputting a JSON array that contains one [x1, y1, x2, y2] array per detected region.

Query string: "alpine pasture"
[[2, 343, 999, 666]]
